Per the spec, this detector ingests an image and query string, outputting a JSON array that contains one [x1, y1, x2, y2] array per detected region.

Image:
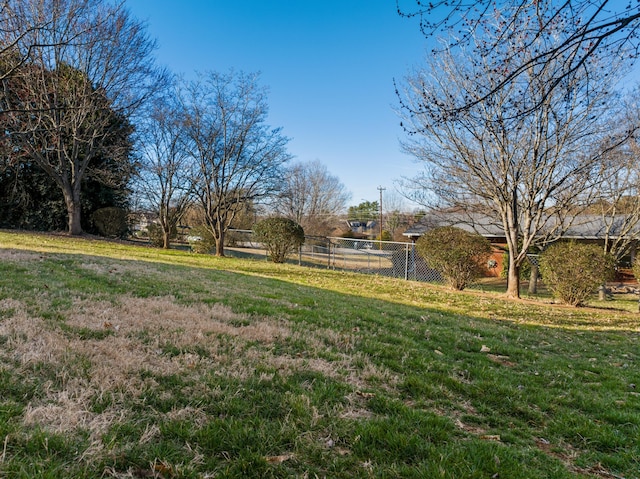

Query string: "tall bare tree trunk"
[[506, 256, 520, 298], [216, 228, 225, 257], [63, 188, 83, 235]]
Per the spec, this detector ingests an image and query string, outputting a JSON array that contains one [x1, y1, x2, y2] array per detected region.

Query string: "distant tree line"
[[0, 0, 353, 252], [134, 72, 355, 255]]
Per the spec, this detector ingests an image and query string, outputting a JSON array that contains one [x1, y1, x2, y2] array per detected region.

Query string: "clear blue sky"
[[125, 0, 429, 209]]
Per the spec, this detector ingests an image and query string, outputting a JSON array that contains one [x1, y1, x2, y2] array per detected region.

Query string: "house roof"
[[403, 212, 504, 239], [403, 212, 640, 241], [562, 215, 640, 239], [346, 219, 377, 228]]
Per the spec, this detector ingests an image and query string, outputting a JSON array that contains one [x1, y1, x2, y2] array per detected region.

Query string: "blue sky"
[[125, 0, 430, 209]]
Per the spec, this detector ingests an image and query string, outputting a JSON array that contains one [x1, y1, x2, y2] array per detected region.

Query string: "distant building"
[[345, 219, 378, 238]]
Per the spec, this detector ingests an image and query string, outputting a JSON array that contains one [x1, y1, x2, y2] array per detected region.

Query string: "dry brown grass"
[[1, 295, 287, 450], [0, 243, 457, 460], [76, 261, 159, 278], [0, 249, 45, 262], [0, 293, 395, 448]]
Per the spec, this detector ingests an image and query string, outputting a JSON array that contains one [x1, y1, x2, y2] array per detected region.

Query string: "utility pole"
[[377, 186, 385, 248]]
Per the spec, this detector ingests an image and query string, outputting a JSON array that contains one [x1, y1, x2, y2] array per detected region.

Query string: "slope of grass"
[[0, 230, 638, 478]]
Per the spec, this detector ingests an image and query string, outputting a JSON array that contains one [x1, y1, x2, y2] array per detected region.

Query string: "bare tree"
[[136, 93, 195, 248], [1, 2, 37, 80], [382, 190, 412, 240], [0, 0, 163, 235], [1, 0, 84, 81], [397, 0, 640, 113], [590, 138, 640, 264], [398, 11, 629, 298], [181, 71, 291, 257], [273, 160, 351, 237]]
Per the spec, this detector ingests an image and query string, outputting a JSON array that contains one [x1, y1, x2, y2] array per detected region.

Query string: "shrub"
[[633, 256, 640, 284], [377, 230, 392, 241], [91, 207, 128, 238], [415, 226, 492, 290], [539, 242, 614, 306], [254, 217, 305, 263], [146, 223, 177, 248], [146, 224, 164, 247], [189, 226, 216, 254]]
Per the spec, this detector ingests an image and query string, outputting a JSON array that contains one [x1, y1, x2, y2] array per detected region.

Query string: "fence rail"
[[226, 230, 443, 283]]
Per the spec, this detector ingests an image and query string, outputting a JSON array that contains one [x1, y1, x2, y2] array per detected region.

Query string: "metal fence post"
[[405, 243, 410, 280]]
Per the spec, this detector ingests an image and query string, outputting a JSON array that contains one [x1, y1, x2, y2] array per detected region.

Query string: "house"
[[403, 211, 640, 277], [403, 212, 505, 243], [128, 211, 157, 233], [403, 212, 507, 276], [345, 219, 378, 238]]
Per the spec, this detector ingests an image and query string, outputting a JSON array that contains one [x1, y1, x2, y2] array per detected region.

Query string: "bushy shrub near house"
[[416, 226, 492, 290], [254, 217, 305, 263], [377, 230, 392, 241], [539, 242, 614, 306]]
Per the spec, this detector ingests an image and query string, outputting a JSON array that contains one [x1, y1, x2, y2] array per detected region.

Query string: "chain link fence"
[[326, 237, 443, 282], [226, 230, 443, 283]]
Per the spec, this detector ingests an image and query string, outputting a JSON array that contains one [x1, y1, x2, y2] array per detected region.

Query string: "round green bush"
[[91, 207, 128, 238], [539, 242, 614, 306], [188, 226, 216, 254], [254, 217, 305, 263], [415, 226, 492, 290]]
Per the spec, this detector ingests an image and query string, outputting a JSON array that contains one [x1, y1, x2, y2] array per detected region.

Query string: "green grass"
[[0, 230, 638, 478]]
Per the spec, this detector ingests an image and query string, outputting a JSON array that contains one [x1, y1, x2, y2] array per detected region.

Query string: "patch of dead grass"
[[0, 293, 398, 451], [76, 261, 156, 278], [165, 406, 210, 428], [67, 296, 291, 344], [0, 296, 289, 443], [0, 249, 45, 262]]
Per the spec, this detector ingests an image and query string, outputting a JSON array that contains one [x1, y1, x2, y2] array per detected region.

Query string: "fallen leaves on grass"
[[265, 454, 294, 464], [355, 391, 376, 398], [487, 354, 517, 367]]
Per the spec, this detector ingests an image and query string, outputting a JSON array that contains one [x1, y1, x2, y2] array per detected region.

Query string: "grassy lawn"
[[0, 230, 638, 478]]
